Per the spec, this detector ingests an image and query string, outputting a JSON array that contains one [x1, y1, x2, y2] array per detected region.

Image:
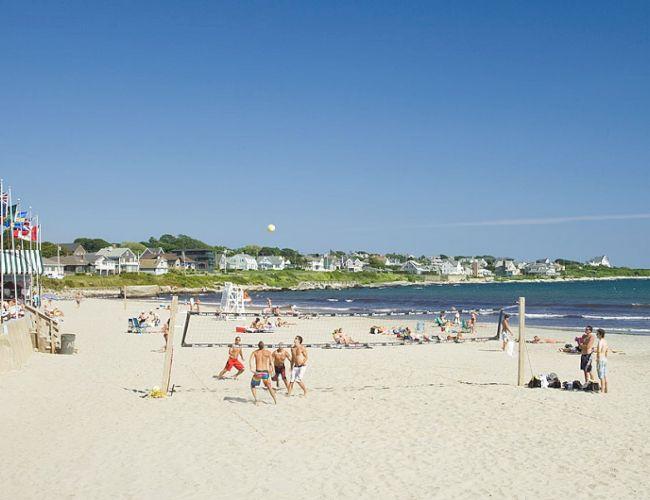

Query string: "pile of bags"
[[528, 373, 600, 392]]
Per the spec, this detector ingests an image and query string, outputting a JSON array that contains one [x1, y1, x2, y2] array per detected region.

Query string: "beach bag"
[[584, 381, 600, 392], [546, 373, 561, 389], [528, 376, 542, 388], [562, 381, 573, 390], [572, 380, 583, 390]]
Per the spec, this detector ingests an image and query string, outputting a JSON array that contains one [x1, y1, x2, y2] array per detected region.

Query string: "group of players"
[[216, 335, 308, 405]]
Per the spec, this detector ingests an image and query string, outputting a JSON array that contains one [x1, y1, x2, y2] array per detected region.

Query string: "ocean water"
[[173, 279, 650, 335]]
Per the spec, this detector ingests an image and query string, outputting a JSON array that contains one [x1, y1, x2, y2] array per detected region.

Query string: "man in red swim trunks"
[[216, 336, 245, 380]]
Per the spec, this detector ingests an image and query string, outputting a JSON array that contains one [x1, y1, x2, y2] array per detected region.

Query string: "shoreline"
[[49, 275, 650, 299]]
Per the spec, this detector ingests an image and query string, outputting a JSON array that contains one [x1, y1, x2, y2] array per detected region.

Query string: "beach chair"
[[128, 317, 146, 334], [460, 320, 471, 334]]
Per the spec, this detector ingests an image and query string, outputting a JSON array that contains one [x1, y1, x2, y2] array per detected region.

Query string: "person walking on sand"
[[288, 335, 308, 397], [272, 343, 291, 391], [75, 291, 82, 308], [249, 341, 277, 405], [469, 311, 478, 336], [216, 336, 245, 380], [596, 328, 609, 393], [501, 314, 513, 351], [580, 326, 596, 384]]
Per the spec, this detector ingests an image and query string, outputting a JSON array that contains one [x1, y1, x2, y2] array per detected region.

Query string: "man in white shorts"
[[288, 335, 308, 397]]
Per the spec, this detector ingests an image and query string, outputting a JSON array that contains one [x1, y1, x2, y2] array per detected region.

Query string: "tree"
[[73, 237, 111, 252], [259, 246, 282, 256], [40, 241, 61, 258], [238, 245, 261, 257], [368, 256, 386, 268]]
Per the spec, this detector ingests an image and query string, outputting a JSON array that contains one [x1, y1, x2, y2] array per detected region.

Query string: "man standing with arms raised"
[[288, 335, 308, 397], [249, 341, 277, 405]]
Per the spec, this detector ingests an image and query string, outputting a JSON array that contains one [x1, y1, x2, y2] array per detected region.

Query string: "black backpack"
[[584, 381, 600, 392], [528, 376, 541, 388]]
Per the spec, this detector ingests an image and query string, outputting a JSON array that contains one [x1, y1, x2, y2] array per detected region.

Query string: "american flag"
[[1, 192, 8, 206]]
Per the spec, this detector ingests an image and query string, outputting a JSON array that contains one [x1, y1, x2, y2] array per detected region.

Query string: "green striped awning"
[[1, 250, 44, 275]]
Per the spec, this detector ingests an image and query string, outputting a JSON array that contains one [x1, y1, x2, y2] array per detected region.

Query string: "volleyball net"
[[181, 309, 508, 348]]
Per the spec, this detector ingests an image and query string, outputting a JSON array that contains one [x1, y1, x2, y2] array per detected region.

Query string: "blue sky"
[[2, 1, 649, 265]]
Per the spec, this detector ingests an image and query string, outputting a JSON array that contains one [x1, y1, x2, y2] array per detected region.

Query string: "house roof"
[[42, 258, 64, 266], [97, 247, 135, 259], [59, 243, 85, 253], [257, 256, 285, 264], [140, 258, 165, 268]]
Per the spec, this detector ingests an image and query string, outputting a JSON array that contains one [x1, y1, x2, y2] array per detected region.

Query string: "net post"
[[518, 297, 526, 386], [161, 296, 178, 394]]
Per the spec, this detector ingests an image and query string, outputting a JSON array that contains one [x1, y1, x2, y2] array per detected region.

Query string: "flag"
[[2, 204, 17, 227], [31, 225, 39, 242], [15, 211, 28, 222], [0, 192, 7, 207]]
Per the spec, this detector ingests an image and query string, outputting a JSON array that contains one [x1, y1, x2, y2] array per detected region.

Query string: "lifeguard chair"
[[220, 282, 245, 314]]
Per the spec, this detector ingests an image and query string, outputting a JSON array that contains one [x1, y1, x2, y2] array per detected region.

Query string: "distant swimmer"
[[216, 336, 245, 380], [249, 341, 277, 405], [288, 336, 308, 397], [271, 343, 292, 392]]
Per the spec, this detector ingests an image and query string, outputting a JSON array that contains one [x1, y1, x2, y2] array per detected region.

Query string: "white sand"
[[1, 298, 649, 499]]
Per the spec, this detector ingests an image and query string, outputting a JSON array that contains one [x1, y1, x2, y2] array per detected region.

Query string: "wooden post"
[[161, 296, 178, 394], [518, 297, 526, 386]]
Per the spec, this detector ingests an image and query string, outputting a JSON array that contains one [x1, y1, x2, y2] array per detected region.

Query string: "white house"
[[139, 257, 170, 275], [344, 258, 365, 273], [587, 255, 611, 268], [257, 256, 287, 271], [226, 254, 258, 271], [87, 254, 117, 275], [495, 260, 521, 277], [96, 247, 139, 273], [400, 260, 430, 275], [384, 257, 403, 267], [303, 256, 325, 272]]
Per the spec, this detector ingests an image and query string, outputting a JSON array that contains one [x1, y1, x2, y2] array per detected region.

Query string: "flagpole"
[[1, 178, 4, 319], [9, 189, 19, 316], [37, 218, 42, 306]]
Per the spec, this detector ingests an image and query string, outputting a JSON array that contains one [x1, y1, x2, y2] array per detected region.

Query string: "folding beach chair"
[[128, 317, 146, 334]]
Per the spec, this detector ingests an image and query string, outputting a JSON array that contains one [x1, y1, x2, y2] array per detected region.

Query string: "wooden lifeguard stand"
[[220, 282, 245, 314]]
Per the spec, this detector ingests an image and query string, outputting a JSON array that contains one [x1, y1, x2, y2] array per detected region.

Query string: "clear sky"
[[2, 1, 649, 266]]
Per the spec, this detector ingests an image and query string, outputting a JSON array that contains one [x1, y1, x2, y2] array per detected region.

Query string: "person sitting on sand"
[[435, 311, 451, 332], [250, 317, 264, 330]]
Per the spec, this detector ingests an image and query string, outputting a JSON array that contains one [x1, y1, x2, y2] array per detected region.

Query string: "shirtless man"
[[216, 336, 245, 380], [580, 326, 596, 384], [249, 341, 277, 405], [596, 328, 609, 393], [288, 335, 308, 397], [501, 314, 513, 351], [271, 343, 292, 391]]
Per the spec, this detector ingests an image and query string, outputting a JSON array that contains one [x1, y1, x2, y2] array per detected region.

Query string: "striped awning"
[[1, 250, 44, 275]]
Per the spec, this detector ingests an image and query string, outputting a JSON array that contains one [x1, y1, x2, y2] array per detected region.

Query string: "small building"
[[174, 249, 215, 272], [303, 256, 325, 272], [59, 243, 86, 257], [58, 255, 92, 274], [495, 260, 521, 277], [323, 254, 341, 272], [257, 256, 287, 271], [139, 257, 169, 275], [225, 254, 258, 271], [400, 260, 430, 275], [344, 258, 365, 273], [96, 247, 139, 273], [87, 253, 117, 275], [524, 262, 558, 276], [42, 258, 65, 279], [587, 255, 611, 268]]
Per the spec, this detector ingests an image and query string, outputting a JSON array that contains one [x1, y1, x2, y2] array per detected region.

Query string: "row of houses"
[[42, 244, 214, 278], [218, 254, 367, 272]]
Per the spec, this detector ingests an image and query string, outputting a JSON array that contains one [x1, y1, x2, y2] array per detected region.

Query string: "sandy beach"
[[1, 297, 649, 499]]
